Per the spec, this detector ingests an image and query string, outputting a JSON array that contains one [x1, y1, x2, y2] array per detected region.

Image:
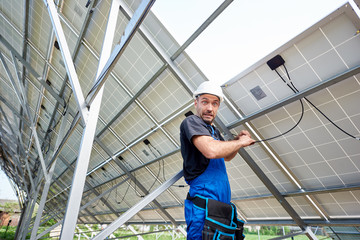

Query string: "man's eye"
[[213, 103, 218, 107], [202, 101, 208, 105]]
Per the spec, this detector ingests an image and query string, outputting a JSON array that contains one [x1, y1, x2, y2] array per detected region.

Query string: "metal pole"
[[0, 35, 65, 105], [30, 112, 69, 239], [42, 0, 87, 123], [96, 140, 178, 225], [91, 170, 183, 240], [59, 0, 120, 238], [20, 188, 40, 240], [85, 0, 156, 107], [128, 225, 145, 240], [0, 50, 50, 183], [0, 52, 25, 108], [226, 65, 360, 129], [170, 0, 233, 61]]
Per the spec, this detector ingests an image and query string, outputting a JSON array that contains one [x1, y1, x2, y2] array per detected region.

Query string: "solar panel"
[[1, 0, 360, 239], [222, 1, 360, 223]]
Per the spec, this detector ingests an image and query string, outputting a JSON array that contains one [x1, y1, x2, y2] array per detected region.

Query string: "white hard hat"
[[193, 81, 224, 102]]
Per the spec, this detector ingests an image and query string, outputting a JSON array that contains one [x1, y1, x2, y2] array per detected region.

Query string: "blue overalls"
[[185, 125, 231, 240]]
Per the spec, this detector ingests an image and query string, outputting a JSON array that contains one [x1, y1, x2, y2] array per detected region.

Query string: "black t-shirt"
[[180, 115, 224, 182]]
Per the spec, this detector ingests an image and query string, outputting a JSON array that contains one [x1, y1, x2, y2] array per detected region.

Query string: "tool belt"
[[187, 193, 245, 240]]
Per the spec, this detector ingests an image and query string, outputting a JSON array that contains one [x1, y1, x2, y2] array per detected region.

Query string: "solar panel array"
[[222, 4, 360, 223], [0, 0, 359, 239]]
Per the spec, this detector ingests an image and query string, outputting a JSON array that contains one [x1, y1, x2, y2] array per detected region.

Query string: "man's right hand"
[[235, 130, 256, 147]]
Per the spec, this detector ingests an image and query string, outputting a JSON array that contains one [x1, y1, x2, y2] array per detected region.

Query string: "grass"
[[0, 226, 17, 240], [0, 226, 332, 240], [243, 233, 331, 240]]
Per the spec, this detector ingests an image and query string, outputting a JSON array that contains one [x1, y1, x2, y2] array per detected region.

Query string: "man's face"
[[195, 94, 220, 124]]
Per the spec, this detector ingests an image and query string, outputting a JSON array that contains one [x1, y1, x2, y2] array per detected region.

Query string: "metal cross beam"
[[215, 118, 307, 228], [91, 170, 183, 240], [226, 65, 360, 129], [85, 0, 156, 107], [30, 111, 69, 240], [96, 139, 178, 225], [42, 0, 87, 123], [170, 0, 233, 61], [58, 0, 123, 238], [0, 35, 65, 106]]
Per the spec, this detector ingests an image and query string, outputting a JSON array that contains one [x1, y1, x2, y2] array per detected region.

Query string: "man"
[[180, 81, 255, 239]]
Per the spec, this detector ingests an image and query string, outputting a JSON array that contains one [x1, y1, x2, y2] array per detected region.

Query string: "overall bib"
[[185, 125, 231, 240]]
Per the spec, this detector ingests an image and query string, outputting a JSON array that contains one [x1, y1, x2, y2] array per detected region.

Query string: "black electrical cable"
[[116, 179, 131, 205], [254, 62, 359, 143], [147, 160, 162, 192], [282, 64, 360, 141], [133, 161, 161, 198], [149, 143, 167, 181], [42, 91, 73, 155], [254, 99, 304, 143], [102, 181, 113, 206], [254, 69, 305, 143], [147, 144, 187, 188], [147, 144, 158, 158], [92, 187, 102, 208]]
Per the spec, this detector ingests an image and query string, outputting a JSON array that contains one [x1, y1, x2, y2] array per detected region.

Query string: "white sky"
[[152, 0, 348, 85], [0, 169, 17, 200]]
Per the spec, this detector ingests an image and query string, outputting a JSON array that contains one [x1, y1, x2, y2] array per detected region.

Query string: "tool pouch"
[[202, 198, 245, 240]]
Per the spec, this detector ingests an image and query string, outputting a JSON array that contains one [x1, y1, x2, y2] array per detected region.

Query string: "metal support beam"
[[170, 0, 233, 61], [96, 63, 168, 137], [42, 0, 87, 122], [86, 148, 180, 193], [59, 0, 120, 238], [49, 2, 163, 180], [29, 28, 57, 187], [305, 227, 319, 240], [85, 0, 156, 107], [215, 118, 308, 229], [0, 95, 31, 127], [41, 0, 98, 172], [0, 108, 35, 194], [269, 230, 307, 240], [233, 184, 360, 202], [30, 111, 69, 240], [19, 188, 40, 240], [36, 221, 61, 239], [0, 35, 65, 105], [1, 45, 51, 184], [46, 111, 81, 171], [128, 225, 145, 240], [227, 65, 360, 129], [21, 0, 30, 86], [14, 201, 28, 240], [96, 139, 178, 225], [118, 0, 193, 95], [0, 52, 26, 109], [91, 170, 183, 240]]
